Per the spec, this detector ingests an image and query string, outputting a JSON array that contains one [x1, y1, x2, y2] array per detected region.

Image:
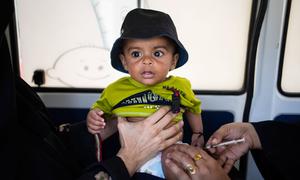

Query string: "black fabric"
[[102, 156, 131, 180], [132, 173, 164, 180], [61, 121, 98, 167], [251, 121, 300, 180], [102, 132, 121, 160], [78, 156, 131, 180], [80, 155, 166, 180], [15, 77, 82, 179], [5, 76, 130, 180], [1, 1, 19, 179], [0, 0, 13, 34]]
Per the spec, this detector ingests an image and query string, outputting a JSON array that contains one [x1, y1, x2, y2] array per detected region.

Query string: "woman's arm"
[[251, 121, 300, 179], [117, 106, 183, 176], [80, 106, 183, 179]]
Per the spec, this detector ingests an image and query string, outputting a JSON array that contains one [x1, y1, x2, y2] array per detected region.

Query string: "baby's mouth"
[[141, 71, 155, 79]]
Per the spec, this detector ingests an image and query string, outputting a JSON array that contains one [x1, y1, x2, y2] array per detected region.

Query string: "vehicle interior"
[[2, 0, 300, 179]]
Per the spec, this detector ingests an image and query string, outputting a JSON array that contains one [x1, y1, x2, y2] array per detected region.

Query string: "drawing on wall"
[[90, 0, 133, 49], [45, 0, 136, 87], [15, 0, 137, 88], [47, 46, 111, 87]]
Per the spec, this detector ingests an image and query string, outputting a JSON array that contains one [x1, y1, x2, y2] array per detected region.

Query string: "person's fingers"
[[173, 144, 207, 160], [216, 147, 241, 173], [157, 121, 183, 150], [223, 157, 235, 173], [116, 116, 128, 130], [167, 150, 198, 177], [87, 123, 96, 130], [168, 144, 208, 165], [217, 153, 227, 167], [89, 118, 99, 125], [217, 153, 235, 173], [88, 119, 97, 126], [88, 120, 106, 130], [167, 147, 215, 180], [89, 119, 106, 126], [87, 125, 100, 132], [167, 144, 231, 180], [206, 131, 227, 148], [161, 120, 183, 138], [164, 158, 191, 180], [96, 120, 105, 126], [209, 145, 227, 156], [173, 144, 220, 169], [206, 124, 234, 154], [195, 142, 202, 148], [90, 110, 105, 121], [147, 106, 171, 125], [94, 115, 105, 122], [191, 137, 203, 148], [160, 132, 183, 151], [117, 117, 128, 147], [96, 110, 104, 116], [207, 123, 246, 146], [154, 110, 178, 130]]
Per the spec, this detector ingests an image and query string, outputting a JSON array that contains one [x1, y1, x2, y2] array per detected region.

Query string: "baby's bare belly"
[[126, 117, 145, 122]]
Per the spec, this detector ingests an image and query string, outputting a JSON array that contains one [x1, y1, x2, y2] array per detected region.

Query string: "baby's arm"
[[86, 108, 106, 134], [186, 111, 204, 147]]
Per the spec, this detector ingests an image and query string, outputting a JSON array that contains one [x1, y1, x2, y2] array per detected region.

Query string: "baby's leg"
[[161, 145, 177, 180]]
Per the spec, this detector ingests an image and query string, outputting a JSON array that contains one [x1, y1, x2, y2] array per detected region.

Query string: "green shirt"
[[92, 76, 201, 122]]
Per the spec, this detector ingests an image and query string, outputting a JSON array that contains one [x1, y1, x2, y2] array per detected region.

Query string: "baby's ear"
[[170, 53, 179, 71], [119, 54, 128, 71]]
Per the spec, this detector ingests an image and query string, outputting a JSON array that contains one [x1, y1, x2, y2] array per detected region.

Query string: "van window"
[[143, 0, 252, 91], [280, 1, 300, 94], [15, 0, 253, 92]]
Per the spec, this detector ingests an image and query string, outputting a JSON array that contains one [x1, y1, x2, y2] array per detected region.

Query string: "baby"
[[87, 8, 204, 179]]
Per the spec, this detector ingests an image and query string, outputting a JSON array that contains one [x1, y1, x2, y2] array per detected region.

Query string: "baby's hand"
[[191, 133, 204, 147], [87, 109, 106, 134]]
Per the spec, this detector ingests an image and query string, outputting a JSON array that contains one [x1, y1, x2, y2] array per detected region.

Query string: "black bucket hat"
[[110, 8, 189, 73]]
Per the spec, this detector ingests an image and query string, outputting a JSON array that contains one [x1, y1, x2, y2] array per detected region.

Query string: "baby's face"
[[119, 36, 179, 86]]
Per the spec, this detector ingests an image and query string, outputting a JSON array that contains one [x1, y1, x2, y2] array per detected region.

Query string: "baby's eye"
[[153, 51, 164, 57], [131, 51, 142, 58]]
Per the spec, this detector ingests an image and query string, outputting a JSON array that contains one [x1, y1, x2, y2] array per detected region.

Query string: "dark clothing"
[[252, 121, 300, 180], [2, 49, 131, 180], [0, 0, 130, 179], [15, 77, 81, 179], [79, 156, 130, 180]]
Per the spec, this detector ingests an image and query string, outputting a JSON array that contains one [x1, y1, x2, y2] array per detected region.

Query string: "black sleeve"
[[78, 156, 131, 180], [251, 121, 300, 179]]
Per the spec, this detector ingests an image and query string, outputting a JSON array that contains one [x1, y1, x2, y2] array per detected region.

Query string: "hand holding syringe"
[[205, 137, 245, 149]]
